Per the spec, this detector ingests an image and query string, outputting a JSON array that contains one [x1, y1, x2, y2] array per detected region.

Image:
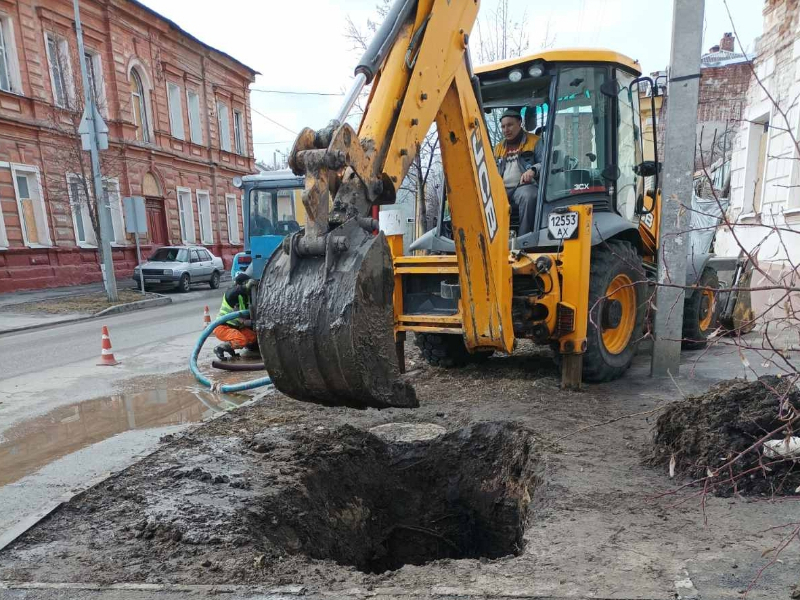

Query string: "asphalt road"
[[0, 286, 241, 544], [0, 287, 222, 377]]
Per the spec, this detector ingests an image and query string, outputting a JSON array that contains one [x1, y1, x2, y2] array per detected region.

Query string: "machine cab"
[[414, 49, 653, 255], [232, 171, 305, 279]]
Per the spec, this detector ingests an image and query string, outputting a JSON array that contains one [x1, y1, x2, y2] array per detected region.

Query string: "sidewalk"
[[0, 276, 229, 335]]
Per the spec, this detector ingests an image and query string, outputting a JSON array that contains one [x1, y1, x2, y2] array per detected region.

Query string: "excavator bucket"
[[255, 218, 417, 409]]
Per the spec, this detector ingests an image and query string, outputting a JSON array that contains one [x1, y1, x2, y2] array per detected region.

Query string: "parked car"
[[133, 246, 224, 293]]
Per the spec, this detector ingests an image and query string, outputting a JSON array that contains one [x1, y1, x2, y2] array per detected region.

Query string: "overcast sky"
[[137, 0, 765, 165]]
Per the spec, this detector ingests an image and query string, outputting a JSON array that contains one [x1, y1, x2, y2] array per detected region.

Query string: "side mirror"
[[601, 164, 621, 181], [600, 79, 620, 97], [633, 161, 662, 177]]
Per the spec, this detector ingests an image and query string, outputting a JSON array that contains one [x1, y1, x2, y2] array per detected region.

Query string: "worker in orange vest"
[[213, 272, 258, 360]]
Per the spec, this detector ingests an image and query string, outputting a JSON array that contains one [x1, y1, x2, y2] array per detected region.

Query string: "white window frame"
[[789, 111, 800, 210], [167, 81, 185, 140], [45, 33, 73, 109], [0, 188, 8, 248], [129, 64, 154, 143], [66, 173, 97, 247], [187, 89, 202, 144], [742, 113, 772, 217], [0, 14, 22, 95], [11, 164, 51, 247], [84, 49, 107, 117], [196, 189, 213, 244], [217, 100, 231, 152], [177, 186, 195, 244], [225, 193, 240, 244], [103, 177, 127, 245], [233, 109, 244, 155]]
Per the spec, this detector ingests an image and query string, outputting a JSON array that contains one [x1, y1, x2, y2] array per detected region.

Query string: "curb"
[[93, 295, 172, 317], [0, 294, 173, 337]]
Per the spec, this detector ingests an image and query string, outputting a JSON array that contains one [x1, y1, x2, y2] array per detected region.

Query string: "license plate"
[[144, 277, 160, 282], [547, 211, 579, 240]]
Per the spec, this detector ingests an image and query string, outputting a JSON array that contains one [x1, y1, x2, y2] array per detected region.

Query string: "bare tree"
[[43, 35, 126, 263]]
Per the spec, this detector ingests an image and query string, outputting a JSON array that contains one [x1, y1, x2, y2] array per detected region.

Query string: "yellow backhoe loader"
[[254, 0, 731, 409]]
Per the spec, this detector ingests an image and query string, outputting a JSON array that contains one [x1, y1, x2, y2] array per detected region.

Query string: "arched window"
[[130, 68, 150, 142]]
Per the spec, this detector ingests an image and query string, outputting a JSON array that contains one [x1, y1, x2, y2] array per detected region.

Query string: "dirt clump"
[[649, 375, 800, 496]]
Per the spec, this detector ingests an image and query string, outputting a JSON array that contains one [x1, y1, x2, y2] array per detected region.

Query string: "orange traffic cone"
[[97, 325, 120, 366], [203, 306, 211, 329]]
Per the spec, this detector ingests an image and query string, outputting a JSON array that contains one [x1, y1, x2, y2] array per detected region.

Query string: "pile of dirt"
[[649, 375, 800, 496]]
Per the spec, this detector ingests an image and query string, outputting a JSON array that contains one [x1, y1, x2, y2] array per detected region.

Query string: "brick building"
[[695, 33, 752, 171], [0, 0, 257, 292], [715, 0, 800, 314], [647, 33, 752, 173]]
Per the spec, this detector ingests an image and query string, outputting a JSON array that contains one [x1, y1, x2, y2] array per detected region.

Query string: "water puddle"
[[0, 382, 245, 487]]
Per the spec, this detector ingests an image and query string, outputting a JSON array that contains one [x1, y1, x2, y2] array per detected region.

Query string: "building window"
[[0, 15, 21, 94], [130, 68, 150, 142], [226, 194, 240, 244], [84, 50, 106, 115], [196, 190, 213, 244], [12, 165, 51, 247], [67, 174, 96, 246], [45, 33, 72, 108], [0, 194, 8, 249], [187, 90, 202, 144], [217, 101, 231, 152], [744, 117, 770, 215], [104, 178, 126, 244], [177, 187, 195, 243], [167, 82, 185, 140], [67, 176, 126, 246], [234, 110, 244, 155]]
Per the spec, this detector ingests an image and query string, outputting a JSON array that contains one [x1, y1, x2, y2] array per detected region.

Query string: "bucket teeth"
[[255, 219, 418, 409]]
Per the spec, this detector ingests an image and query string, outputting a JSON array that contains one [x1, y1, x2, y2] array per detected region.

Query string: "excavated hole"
[[253, 421, 541, 573]]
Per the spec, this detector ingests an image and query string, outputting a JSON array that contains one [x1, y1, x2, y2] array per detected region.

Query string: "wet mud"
[[2, 343, 799, 597]]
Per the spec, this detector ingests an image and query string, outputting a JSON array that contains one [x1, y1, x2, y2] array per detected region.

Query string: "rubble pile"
[[649, 375, 800, 496]]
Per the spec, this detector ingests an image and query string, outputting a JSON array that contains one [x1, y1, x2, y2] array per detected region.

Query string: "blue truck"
[[231, 170, 305, 280]]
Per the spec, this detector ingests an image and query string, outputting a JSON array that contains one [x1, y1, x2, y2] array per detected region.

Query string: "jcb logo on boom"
[[470, 129, 498, 241]]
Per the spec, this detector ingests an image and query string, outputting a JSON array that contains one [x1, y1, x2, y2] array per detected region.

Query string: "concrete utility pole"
[[73, 0, 118, 301], [651, 0, 705, 376]]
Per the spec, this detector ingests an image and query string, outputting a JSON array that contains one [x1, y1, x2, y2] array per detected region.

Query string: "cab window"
[[545, 66, 611, 202]]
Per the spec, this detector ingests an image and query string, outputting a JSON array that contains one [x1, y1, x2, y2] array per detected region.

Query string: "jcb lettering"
[[470, 129, 498, 241]]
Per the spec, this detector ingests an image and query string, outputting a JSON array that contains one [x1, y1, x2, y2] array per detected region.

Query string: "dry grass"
[[0, 290, 153, 315]]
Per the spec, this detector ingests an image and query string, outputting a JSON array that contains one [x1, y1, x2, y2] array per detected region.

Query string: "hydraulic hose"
[[190, 310, 273, 393]]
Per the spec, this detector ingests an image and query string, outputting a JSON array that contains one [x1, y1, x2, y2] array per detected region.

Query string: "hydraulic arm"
[[255, 0, 515, 408]]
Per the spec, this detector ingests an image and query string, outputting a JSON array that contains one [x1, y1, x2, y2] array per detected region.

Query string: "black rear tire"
[[682, 267, 719, 349], [415, 333, 493, 368], [178, 273, 191, 293], [209, 271, 221, 289], [581, 240, 646, 383]]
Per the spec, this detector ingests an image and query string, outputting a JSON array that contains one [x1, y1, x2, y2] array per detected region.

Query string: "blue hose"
[[190, 310, 273, 393]]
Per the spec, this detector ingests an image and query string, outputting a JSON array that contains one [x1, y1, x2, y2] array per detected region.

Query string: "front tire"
[[178, 273, 191, 293], [415, 333, 493, 368], [209, 271, 221, 289], [581, 240, 646, 383], [682, 267, 719, 349]]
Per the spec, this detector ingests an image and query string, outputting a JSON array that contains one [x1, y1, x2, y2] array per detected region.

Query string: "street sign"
[[123, 196, 147, 234], [124, 196, 148, 295], [78, 104, 109, 151]]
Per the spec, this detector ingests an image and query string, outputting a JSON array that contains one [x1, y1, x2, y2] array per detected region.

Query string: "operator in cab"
[[213, 272, 258, 360], [493, 108, 543, 236]]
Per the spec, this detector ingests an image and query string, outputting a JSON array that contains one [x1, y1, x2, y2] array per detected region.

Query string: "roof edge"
[[126, 0, 259, 76]]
